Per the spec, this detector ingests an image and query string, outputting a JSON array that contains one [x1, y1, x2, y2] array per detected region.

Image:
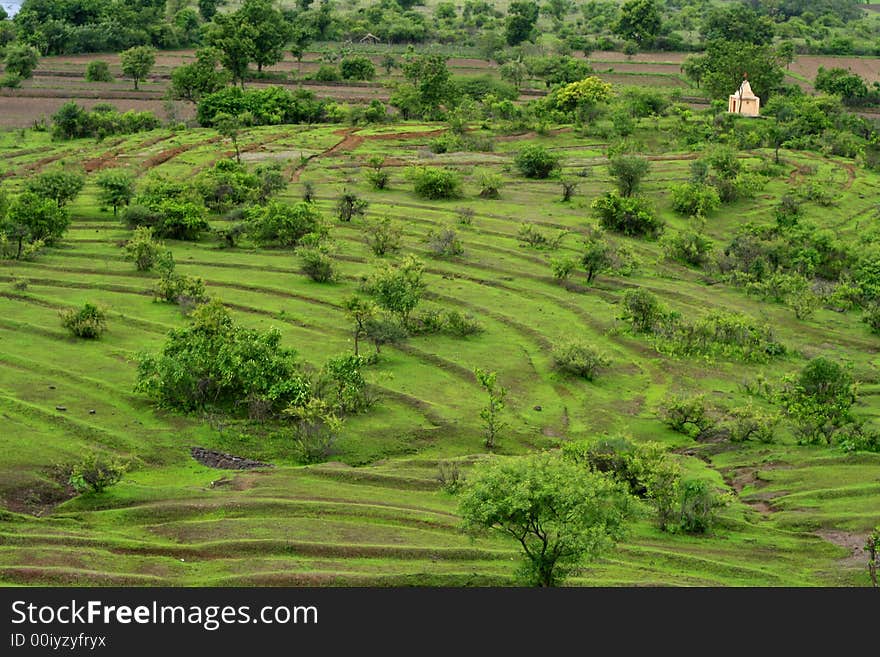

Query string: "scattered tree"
[[475, 368, 506, 450], [459, 453, 637, 586], [120, 45, 156, 91]]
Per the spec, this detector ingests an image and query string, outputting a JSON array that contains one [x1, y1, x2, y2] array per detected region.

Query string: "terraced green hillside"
[[0, 121, 878, 586]]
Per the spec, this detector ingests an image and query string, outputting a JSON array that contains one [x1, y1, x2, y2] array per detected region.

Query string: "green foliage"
[[120, 45, 156, 90], [477, 170, 503, 199], [592, 192, 663, 238], [552, 76, 614, 113], [197, 86, 326, 127], [409, 167, 462, 200], [581, 234, 613, 282], [426, 226, 464, 258], [136, 299, 308, 416], [677, 479, 727, 534], [517, 223, 567, 249], [60, 302, 107, 339], [779, 357, 857, 446], [284, 397, 342, 464], [459, 453, 637, 586], [69, 454, 127, 494], [96, 170, 135, 216], [246, 201, 324, 247], [4, 43, 39, 80], [25, 168, 84, 208], [152, 252, 209, 306], [299, 247, 336, 283], [365, 156, 390, 190], [84, 60, 113, 83], [363, 255, 426, 327], [1, 191, 69, 258], [621, 288, 663, 333], [815, 67, 870, 106], [698, 40, 785, 102], [169, 48, 230, 103], [669, 182, 720, 218], [475, 368, 506, 450], [505, 0, 539, 46], [550, 255, 577, 282], [662, 229, 714, 268], [607, 154, 650, 197], [314, 64, 340, 82], [339, 55, 375, 81], [392, 53, 457, 120], [51, 102, 161, 140], [551, 341, 610, 381], [514, 144, 560, 179], [659, 393, 716, 438], [728, 403, 779, 444], [614, 0, 661, 46], [318, 354, 372, 414], [362, 215, 402, 257], [123, 226, 165, 272], [336, 191, 368, 222]]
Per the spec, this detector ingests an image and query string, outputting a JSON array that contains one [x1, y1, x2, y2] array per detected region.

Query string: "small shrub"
[[550, 256, 577, 281], [285, 398, 341, 464], [336, 191, 368, 222], [299, 247, 336, 282], [426, 227, 464, 257], [339, 55, 375, 81], [314, 64, 340, 82], [443, 310, 483, 337], [662, 230, 714, 267], [60, 303, 107, 339], [410, 167, 463, 199], [11, 277, 28, 291], [69, 453, 127, 494], [592, 192, 663, 238], [85, 60, 113, 83], [302, 181, 316, 203], [552, 341, 611, 380], [678, 479, 726, 534], [365, 156, 390, 190], [729, 403, 778, 444], [560, 178, 578, 202], [363, 215, 402, 257], [437, 460, 466, 493], [659, 393, 716, 438], [621, 288, 664, 333], [608, 154, 650, 197], [514, 144, 560, 179], [122, 226, 164, 271], [669, 182, 720, 217], [477, 170, 503, 199], [456, 207, 475, 225]]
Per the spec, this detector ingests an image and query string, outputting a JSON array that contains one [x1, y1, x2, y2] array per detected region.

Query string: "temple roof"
[[733, 79, 758, 99]]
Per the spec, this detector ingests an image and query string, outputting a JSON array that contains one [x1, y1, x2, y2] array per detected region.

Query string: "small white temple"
[[728, 76, 760, 116]]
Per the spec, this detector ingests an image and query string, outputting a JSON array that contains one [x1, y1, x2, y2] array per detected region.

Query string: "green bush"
[[551, 341, 611, 380], [60, 303, 107, 339], [659, 393, 715, 438], [669, 182, 721, 217], [246, 201, 324, 247], [85, 60, 113, 82], [299, 247, 337, 283], [621, 288, 664, 333], [69, 454, 127, 494], [514, 144, 560, 179], [340, 55, 375, 81], [315, 64, 341, 82], [592, 192, 663, 238], [678, 479, 726, 534], [662, 230, 714, 267], [122, 226, 165, 271], [410, 167, 463, 199], [197, 86, 326, 127]]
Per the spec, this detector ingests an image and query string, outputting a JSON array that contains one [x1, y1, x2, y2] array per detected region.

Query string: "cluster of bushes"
[[197, 86, 327, 127], [123, 179, 209, 241], [52, 102, 160, 140], [621, 288, 784, 363], [562, 436, 728, 534], [194, 160, 285, 211]]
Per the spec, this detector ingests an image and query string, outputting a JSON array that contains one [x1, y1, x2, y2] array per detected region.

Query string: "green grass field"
[[1, 116, 878, 586]]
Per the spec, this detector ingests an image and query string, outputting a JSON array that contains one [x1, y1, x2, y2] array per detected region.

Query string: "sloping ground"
[[0, 122, 878, 585]]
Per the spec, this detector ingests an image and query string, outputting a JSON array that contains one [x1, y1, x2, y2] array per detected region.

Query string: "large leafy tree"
[[697, 40, 785, 102], [779, 357, 858, 445], [614, 0, 661, 47], [26, 168, 85, 207], [505, 0, 539, 46], [169, 47, 230, 103], [700, 3, 775, 45], [205, 11, 258, 87], [96, 170, 136, 216], [238, 0, 291, 72], [459, 453, 638, 586], [120, 45, 156, 91], [136, 299, 308, 414]]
